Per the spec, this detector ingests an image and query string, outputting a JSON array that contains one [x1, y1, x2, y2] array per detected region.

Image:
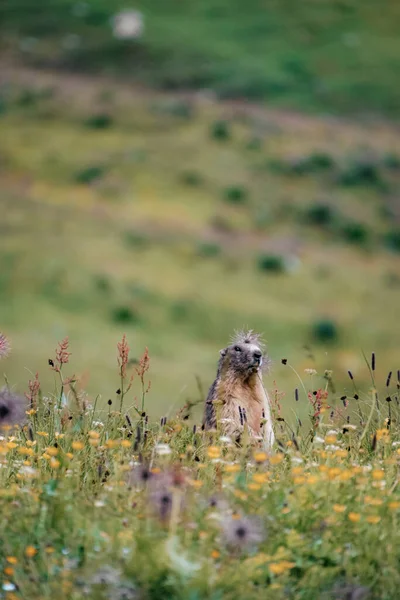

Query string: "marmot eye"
[[234, 346, 241, 352]]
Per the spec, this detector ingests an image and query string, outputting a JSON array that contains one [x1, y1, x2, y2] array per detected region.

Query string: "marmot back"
[[203, 330, 274, 449]]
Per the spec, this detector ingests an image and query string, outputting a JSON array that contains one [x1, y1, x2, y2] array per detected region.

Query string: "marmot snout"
[[203, 330, 274, 449]]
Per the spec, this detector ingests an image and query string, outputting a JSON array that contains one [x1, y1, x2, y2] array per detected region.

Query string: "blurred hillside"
[[1, 0, 400, 115], [0, 1, 399, 418]]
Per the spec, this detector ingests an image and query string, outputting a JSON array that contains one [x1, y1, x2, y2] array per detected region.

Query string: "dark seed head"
[[295, 388, 299, 401], [281, 359, 287, 365], [348, 370, 354, 380]]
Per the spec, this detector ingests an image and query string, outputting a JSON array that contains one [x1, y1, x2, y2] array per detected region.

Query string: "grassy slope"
[[0, 67, 399, 417], [1, 0, 400, 115]]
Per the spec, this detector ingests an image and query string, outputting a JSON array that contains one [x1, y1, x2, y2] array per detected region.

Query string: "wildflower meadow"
[[0, 334, 399, 600]]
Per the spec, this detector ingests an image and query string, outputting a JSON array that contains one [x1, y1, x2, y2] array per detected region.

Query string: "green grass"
[[0, 69, 399, 414], [1, 0, 400, 115], [0, 342, 399, 599]]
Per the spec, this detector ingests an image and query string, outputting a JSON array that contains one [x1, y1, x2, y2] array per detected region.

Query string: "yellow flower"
[[89, 439, 99, 447], [18, 447, 35, 457], [388, 501, 400, 510], [293, 476, 306, 485], [224, 463, 240, 473], [253, 472, 269, 484], [6, 442, 18, 450], [121, 440, 131, 448], [55, 432, 65, 439], [105, 439, 119, 449], [25, 546, 37, 558], [46, 447, 58, 456], [88, 430, 100, 439], [376, 429, 389, 441], [325, 434, 337, 444], [333, 504, 346, 513], [45, 546, 55, 554], [248, 483, 261, 491], [26, 408, 37, 415], [366, 515, 381, 524], [334, 449, 348, 458], [6, 557, 18, 565], [338, 470, 353, 482], [72, 441, 84, 451], [372, 470, 384, 481], [348, 512, 361, 522], [328, 467, 341, 480], [306, 475, 318, 485], [50, 458, 60, 469], [4, 566, 14, 576], [269, 561, 295, 575], [269, 454, 284, 465], [189, 479, 203, 489], [291, 467, 304, 476], [65, 452, 73, 459], [207, 446, 220, 459], [211, 550, 220, 559], [253, 451, 268, 463], [36, 431, 49, 437], [364, 496, 383, 506]]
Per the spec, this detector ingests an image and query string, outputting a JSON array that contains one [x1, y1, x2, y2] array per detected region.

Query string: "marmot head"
[[219, 330, 269, 378]]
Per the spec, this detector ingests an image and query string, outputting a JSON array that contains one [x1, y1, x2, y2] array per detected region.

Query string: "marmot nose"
[[253, 350, 262, 361]]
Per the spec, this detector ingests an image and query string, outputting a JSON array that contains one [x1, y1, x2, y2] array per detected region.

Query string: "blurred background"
[[0, 1, 399, 417]]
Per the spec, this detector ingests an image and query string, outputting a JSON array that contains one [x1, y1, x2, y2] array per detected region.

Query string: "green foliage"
[[304, 203, 336, 227], [74, 164, 106, 184], [257, 254, 286, 273], [210, 120, 231, 141], [338, 158, 384, 188], [111, 305, 139, 324], [84, 113, 113, 129], [1, 0, 400, 115], [311, 319, 339, 343], [223, 185, 248, 204], [196, 242, 221, 258], [384, 230, 400, 253], [341, 222, 370, 246], [0, 338, 400, 599]]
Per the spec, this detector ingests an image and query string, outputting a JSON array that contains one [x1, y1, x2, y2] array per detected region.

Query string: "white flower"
[[219, 436, 232, 444], [3, 582, 16, 591], [111, 10, 144, 40], [291, 456, 303, 464], [94, 500, 105, 508], [154, 443, 172, 456], [304, 368, 317, 375], [313, 436, 324, 444]]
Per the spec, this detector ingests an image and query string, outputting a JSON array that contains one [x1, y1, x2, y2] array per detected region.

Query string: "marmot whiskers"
[[203, 330, 274, 449]]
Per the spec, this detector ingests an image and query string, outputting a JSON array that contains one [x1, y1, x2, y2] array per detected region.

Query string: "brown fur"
[[203, 331, 274, 448]]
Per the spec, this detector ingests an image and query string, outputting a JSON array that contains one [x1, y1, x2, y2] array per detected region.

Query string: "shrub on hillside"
[[340, 221, 370, 246], [84, 113, 113, 129], [210, 120, 231, 141], [338, 158, 384, 188], [304, 203, 336, 227], [384, 229, 400, 253], [312, 318, 339, 343], [223, 185, 248, 204], [196, 241, 221, 258], [111, 305, 139, 324], [74, 164, 106, 184], [257, 253, 286, 273]]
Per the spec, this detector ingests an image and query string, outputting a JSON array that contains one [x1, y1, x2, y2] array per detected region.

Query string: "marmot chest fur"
[[203, 330, 274, 449]]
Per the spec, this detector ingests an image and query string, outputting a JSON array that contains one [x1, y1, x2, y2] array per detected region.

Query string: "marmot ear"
[[219, 348, 227, 358]]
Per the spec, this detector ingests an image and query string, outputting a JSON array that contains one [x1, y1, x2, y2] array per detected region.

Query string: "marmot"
[[203, 330, 274, 449]]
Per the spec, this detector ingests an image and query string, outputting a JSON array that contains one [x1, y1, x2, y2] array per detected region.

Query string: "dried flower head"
[[147, 469, 186, 522], [0, 388, 27, 428], [117, 334, 130, 379], [51, 337, 71, 372], [0, 333, 10, 359], [221, 514, 265, 552]]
